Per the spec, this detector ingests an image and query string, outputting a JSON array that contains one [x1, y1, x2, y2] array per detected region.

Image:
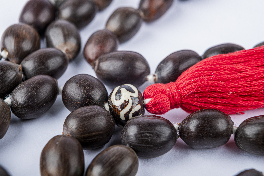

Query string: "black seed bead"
[[254, 42, 264, 48], [93, 0, 113, 11], [236, 169, 263, 176], [0, 165, 10, 176], [0, 99, 11, 139]]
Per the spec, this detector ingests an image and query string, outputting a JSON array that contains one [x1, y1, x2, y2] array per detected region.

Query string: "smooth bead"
[[0, 99, 11, 139], [58, 0, 98, 29], [86, 145, 138, 176], [236, 169, 263, 176], [108, 84, 145, 127], [0, 166, 10, 176], [121, 115, 177, 158], [49, 0, 66, 7], [1, 23, 40, 64], [45, 20, 81, 60], [62, 74, 108, 112], [106, 7, 142, 43], [94, 51, 150, 88], [93, 0, 113, 11], [0, 61, 23, 98], [138, 0, 173, 22], [155, 50, 202, 83], [83, 29, 118, 66], [254, 42, 264, 48], [19, 0, 56, 34], [179, 109, 233, 149], [235, 115, 264, 155], [40, 135, 84, 176], [21, 48, 68, 80], [63, 106, 115, 149], [10, 75, 58, 119]]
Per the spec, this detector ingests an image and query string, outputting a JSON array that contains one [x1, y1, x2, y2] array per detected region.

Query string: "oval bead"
[[19, 0, 56, 34], [93, 0, 113, 11], [202, 43, 244, 59], [108, 84, 145, 127], [21, 48, 68, 80], [49, 0, 66, 7], [179, 109, 234, 149], [236, 169, 263, 176], [45, 20, 81, 60], [155, 50, 202, 83], [86, 145, 138, 176], [121, 115, 177, 158], [105, 7, 142, 43], [235, 115, 264, 155], [58, 0, 98, 29], [0, 165, 10, 176], [63, 106, 115, 149], [0, 99, 11, 139], [254, 42, 264, 48], [83, 29, 119, 66], [0, 61, 23, 98], [94, 51, 150, 88], [1, 23, 40, 64], [138, 0, 173, 22], [10, 75, 58, 119], [40, 135, 84, 176], [62, 74, 108, 112]]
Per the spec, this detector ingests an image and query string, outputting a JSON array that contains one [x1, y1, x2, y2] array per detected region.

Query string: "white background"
[[1, 0, 264, 175]]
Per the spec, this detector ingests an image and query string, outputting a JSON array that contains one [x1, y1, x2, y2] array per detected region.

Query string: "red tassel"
[[144, 46, 264, 115]]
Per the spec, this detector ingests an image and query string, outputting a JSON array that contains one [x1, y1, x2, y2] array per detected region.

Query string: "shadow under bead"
[[0, 99, 11, 139]]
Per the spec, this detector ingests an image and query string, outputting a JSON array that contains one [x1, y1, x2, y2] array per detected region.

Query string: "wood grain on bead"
[[94, 51, 150, 88], [10, 75, 58, 119], [40, 135, 84, 176], [179, 109, 234, 149], [45, 20, 81, 60], [0, 165, 10, 176], [93, 0, 113, 11], [21, 48, 68, 80], [138, 0, 173, 22], [236, 169, 263, 176], [0, 61, 23, 98], [63, 106, 115, 149], [155, 50, 202, 83], [1, 23, 40, 64], [83, 29, 118, 66], [105, 7, 142, 43], [62, 74, 108, 112], [0, 99, 11, 139], [121, 115, 177, 158], [86, 145, 138, 176]]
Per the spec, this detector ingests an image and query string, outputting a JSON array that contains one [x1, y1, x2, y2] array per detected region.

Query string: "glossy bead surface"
[[21, 48, 68, 80], [49, 0, 66, 7], [0, 166, 10, 176], [40, 135, 84, 176], [179, 109, 233, 149], [0, 61, 23, 98], [62, 74, 108, 112], [108, 84, 145, 127], [1, 23, 40, 64], [94, 51, 150, 88], [235, 116, 264, 155], [19, 0, 56, 33], [121, 115, 177, 158], [93, 0, 113, 11], [155, 50, 201, 83], [83, 29, 118, 66], [45, 20, 81, 60], [236, 169, 263, 176], [63, 106, 115, 149], [86, 145, 138, 176], [106, 7, 142, 43], [58, 0, 97, 29], [10, 75, 58, 119], [0, 99, 11, 139], [138, 0, 173, 22], [202, 43, 244, 59]]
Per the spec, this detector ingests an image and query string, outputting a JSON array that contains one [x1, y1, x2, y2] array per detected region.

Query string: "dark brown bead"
[[138, 0, 173, 22], [40, 135, 84, 176], [105, 7, 142, 43], [236, 169, 263, 176], [0, 61, 23, 98], [1, 23, 40, 64], [235, 115, 264, 155], [0, 165, 10, 176], [62, 74, 108, 112], [19, 0, 56, 34], [86, 145, 139, 176], [179, 109, 234, 149], [10, 75, 58, 119], [45, 20, 81, 61], [49, 0, 66, 8], [121, 115, 177, 158], [94, 51, 150, 88], [21, 48, 68, 80], [155, 50, 201, 83], [0, 99, 11, 139], [58, 0, 98, 29], [254, 42, 264, 48], [93, 0, 113, 11], [202, 43, 244, 59], [83, 29, 118, 66]]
